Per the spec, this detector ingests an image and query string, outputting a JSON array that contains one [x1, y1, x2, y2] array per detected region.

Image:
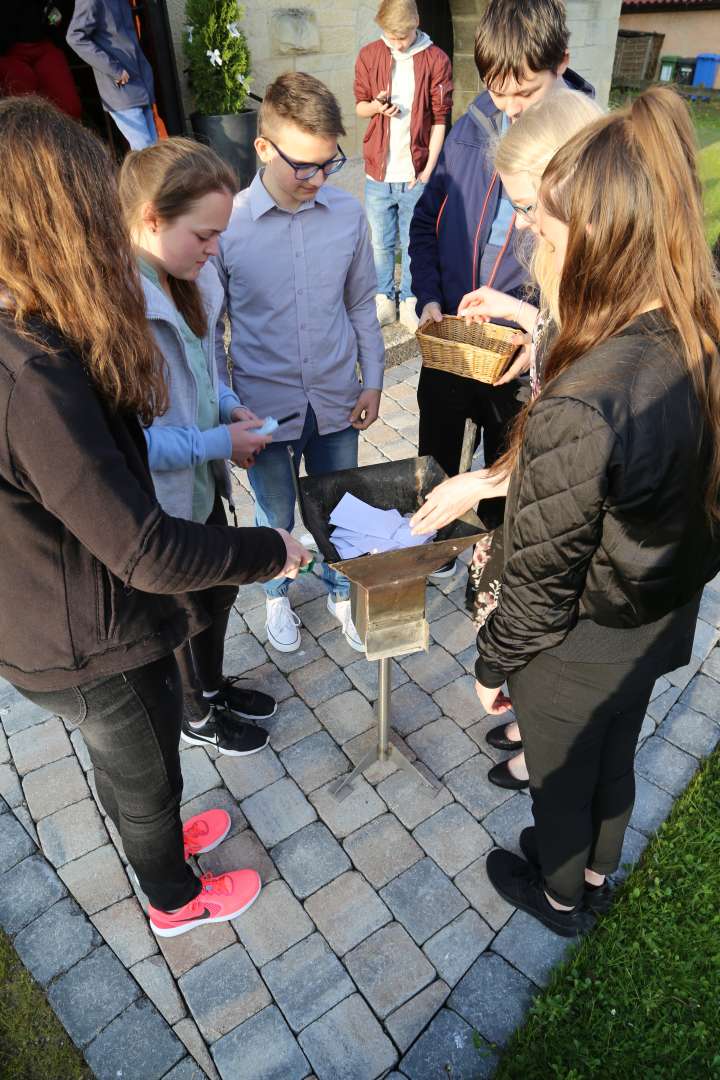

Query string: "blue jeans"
[[365, 178, 426, 301], [108, 105, 158, 150], [248, 407, 359, 599]]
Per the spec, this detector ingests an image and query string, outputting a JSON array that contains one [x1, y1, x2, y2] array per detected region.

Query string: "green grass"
[[0, 929, 91, 1080], [491, 750, 720, 1080]]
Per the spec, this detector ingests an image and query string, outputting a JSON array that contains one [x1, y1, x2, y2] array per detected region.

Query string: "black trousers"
[[174, 495, 238, 723], [417, 365, 521, 474], [509, 652, 657, 907], [16, 654, 200, 911]]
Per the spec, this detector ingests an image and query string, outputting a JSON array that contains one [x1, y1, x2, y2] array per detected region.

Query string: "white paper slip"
[[329, 495, 436, 558], [329, 493, 404, 540]]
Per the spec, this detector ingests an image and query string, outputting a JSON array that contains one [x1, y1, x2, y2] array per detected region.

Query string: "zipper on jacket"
[[487, 212, 517, 290], [472, 172, 499, 292]]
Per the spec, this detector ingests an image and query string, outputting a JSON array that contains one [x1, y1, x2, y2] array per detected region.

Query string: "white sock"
[[202, 689, 219, 699]]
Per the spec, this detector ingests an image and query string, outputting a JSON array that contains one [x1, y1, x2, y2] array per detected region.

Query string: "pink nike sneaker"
[[182, 809, 231, 859], [148, 870, 261, 937]]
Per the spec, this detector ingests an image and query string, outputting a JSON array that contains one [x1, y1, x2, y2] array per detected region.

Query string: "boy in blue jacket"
[[409, 0, 593, 576]]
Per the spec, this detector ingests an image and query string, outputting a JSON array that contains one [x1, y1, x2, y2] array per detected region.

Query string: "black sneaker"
[[204, 677, 276, 721], [429, 559, 457, 581], [486, 848, 596, 939], [181, 706, 269, 757], [519, 827, 614, 915]]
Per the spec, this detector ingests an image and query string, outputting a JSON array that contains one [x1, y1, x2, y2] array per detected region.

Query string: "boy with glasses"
[[214, 72, 384, 655]]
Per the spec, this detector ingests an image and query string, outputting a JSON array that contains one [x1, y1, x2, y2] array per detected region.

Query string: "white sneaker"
[[266, 597, 301, 653], [375, 293, 396, 327], [327, 595, 364, 653], [398, 297, 419, 332]]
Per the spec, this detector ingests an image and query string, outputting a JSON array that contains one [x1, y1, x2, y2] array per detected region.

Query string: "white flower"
[[236, 73, 246, 84], [207, 49, 222, 67], [184, 23, 193, 43], [227, 21, 241, 38]]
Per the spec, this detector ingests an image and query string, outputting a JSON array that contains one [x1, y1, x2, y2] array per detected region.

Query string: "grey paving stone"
[[216, 746, 285, 800], [422, 909, 493, 987], [162, 1058, 207, 1080], [234, 879, 314, 966], [426, 587, 456, 622], [646, 682, 683, 723], [345, 922, 435, 1018], [635, 735, 699, 796], [429, 611, 476, 656], [658, 702, 720, 758], [226, 605, 246, 638], [345, 657, 408, 701], [456, 643, 480, 674], [280, 731, 350, 794], [431, 675, 484, 730], [266, 695, 320, 752], [22, 756, 88, 820], [179, 748, 222, 803], [413, 803, 492, 877], [309, 776, 386, 839], [454, 856, 517, 932], [289, 657, 351, 708], [69, 728, 91, 772], [449, 951, 537, 1046], [243, 777, 317, 847], [0, 853, 66, 933], [212, 1005, 309, 1080], [692, 618, 718, 659], [702, 644, 720, 681], [482, 794, 535, 853], [173, 1017, 222, 1080], [464, 711, 519, 764], [12, 806, 38, 845], [612, 825, 650, 882], [638, 712, 656, 747], [131, 954, 187, 1025], [385, 979, 450, 1053], [494, 910, 575, 987], [0, 726, 7, 765], [85, 998, 184, 1080], [444, 754, 516, 819], [254, 625, 323, 673], [240, 662, 294, 704], [304, 870, 391, 955], [343, 813, 423, 889], [387, 682, 442, 737], [679, 673, 720, 723], [13, 897, 100, 986], [179, 943, 271, 1041], [261, 931, 354, 1033], [0, 809, 36, 873], [8, 716, 72, 775], [399, 645, 463, 693], [317, 626, 364, 668], [406, 717, 475, 777], [375, 767, 452, 830], [699, 587, 720, 628], [299, 993, 398, 1080], [91, 895, 156, 966], [272, 821, 351, 899], [223, 632, 269, 675], [400, 1007, 497, 1080], [0, 762, 23, 808], [198, 828, 279, 885], [159, 919, 237, 979], [380, 858, 467, 945], [666, 652, 702, 689], [315, 690, 376, 744], [181, 787, 247, 839], [342, 727, 417, 785], [1, 694, 49, 736], [295, 594, 337, 637], [58, 843, 131, 914], [48, 944, 140, 1047], [234, 582, 266, 614], [629, 775, 676, 836]]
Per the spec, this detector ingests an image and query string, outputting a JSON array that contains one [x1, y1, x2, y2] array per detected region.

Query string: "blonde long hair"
[[0, 97, 166, 423]]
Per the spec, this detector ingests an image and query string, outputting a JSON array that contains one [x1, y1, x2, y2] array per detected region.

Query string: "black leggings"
[[509, 652, 656, 906]]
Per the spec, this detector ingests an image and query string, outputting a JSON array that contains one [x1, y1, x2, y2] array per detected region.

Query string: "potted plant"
[[184, 0, 257, 186]]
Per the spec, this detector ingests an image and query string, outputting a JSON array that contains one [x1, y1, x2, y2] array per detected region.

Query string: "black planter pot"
[[190, 108, 258, 189]]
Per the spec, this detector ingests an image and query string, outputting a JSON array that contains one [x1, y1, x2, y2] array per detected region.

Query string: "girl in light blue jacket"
[[120, 138, 279, 757]]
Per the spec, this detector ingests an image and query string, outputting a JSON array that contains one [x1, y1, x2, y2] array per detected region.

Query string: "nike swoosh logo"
[[171, 906, 213, 924]]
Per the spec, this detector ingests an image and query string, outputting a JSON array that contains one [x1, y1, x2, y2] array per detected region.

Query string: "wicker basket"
[[416, 315, 518, 384]]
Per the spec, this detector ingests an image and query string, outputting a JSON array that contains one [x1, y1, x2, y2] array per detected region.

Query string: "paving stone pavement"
[[2, 356, 720, 1078]]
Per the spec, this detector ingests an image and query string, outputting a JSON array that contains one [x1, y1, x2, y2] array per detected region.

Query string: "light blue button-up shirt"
[[214, 172, 385, 442]]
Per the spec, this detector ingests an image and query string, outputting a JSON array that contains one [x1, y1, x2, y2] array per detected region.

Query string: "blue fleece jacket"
[[409, 70, 594, 318]]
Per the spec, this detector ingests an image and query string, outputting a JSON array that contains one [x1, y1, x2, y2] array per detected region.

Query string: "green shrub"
[[183, 0, 252, 116]]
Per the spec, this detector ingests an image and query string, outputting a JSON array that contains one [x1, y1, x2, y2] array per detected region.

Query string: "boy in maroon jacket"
[[354, 0, 452, 330]]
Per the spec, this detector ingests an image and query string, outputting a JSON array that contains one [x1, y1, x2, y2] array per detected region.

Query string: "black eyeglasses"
[[265, 139, 346, 181], [509, 199, 537, 222]]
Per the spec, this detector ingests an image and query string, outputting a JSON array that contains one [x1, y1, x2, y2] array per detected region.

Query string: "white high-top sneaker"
[[327, 595, 364, 653], [266, 597, 301, 653], [375, 293, 397, 327], [398, 297, 419, 331]]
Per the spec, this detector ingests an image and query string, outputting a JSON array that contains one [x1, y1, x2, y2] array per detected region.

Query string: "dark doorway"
[[417, 0, 454, 63]]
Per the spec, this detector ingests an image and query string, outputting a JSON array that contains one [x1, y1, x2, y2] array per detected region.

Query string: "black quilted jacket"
[[476, 311, 720, 688]]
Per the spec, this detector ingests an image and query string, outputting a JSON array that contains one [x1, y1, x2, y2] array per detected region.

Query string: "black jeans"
[[509, 652, 656, 907], [16, 654, 201, 911], [175, 495, 238, 723], [417, 364, 521, 474]]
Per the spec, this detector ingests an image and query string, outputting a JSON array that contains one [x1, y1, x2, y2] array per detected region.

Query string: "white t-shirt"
[[379, 32, 432, 184]]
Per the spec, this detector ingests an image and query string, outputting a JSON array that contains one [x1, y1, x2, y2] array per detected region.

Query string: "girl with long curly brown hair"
[[0, 97, 310, 938]]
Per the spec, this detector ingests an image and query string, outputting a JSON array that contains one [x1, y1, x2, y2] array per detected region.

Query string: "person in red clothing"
[[0, 2, 81, 118], [354, 0, 452, 331]]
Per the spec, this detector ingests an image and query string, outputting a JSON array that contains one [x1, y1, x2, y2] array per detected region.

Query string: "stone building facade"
[[165, 0, 623, 154]]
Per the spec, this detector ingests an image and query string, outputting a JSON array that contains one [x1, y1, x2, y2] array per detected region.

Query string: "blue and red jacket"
[[409, 70, 594, 317]]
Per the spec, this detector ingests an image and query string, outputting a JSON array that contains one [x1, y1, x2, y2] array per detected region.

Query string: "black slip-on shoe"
[[205, 678, 277, 721], [519, 827, 615, 916], [486, 848, 596, 939], [181, 707, 269, 757], [488, 759, 530, 790], [486, 723, 523, 752]]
